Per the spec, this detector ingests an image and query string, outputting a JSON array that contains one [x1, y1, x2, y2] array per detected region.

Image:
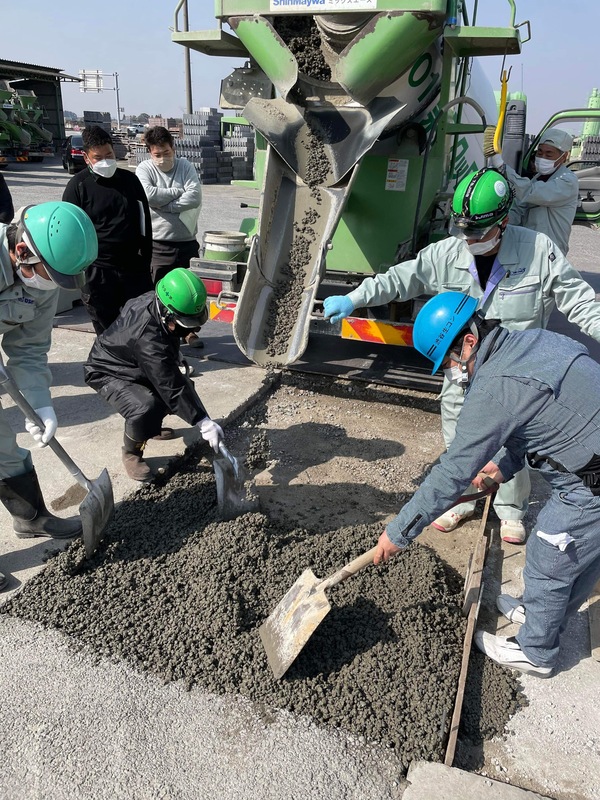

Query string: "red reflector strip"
[[202, 279, 224, 296], [209, 300, 235, 323], [71, 149, 84, 155], [341, 317, 414, 346]]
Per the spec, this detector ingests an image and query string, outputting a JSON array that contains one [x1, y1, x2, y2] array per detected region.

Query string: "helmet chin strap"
[[452, 322, 480, 384]]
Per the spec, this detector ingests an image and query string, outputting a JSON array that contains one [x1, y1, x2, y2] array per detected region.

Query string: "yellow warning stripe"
[[209, 300, 235, 323], [341, 317, 414, 346]]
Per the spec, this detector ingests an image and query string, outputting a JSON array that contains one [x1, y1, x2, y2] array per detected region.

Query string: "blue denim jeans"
[[517, 480, 600, 668]]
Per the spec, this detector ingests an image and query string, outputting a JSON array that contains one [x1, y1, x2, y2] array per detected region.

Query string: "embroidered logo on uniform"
[[509, 267, 526, 276], [549, 253, 556, 262], [17, 296, 35, 304]]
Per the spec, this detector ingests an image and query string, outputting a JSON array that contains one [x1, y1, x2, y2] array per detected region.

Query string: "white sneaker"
[[474, 631, 552, 677], [500, 519, 526, 544], [496, 594, 526, 625], [431, 510, 474, 532]]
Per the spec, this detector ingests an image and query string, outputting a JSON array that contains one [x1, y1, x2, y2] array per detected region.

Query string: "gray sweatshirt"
[[136, 157, 202, 242]]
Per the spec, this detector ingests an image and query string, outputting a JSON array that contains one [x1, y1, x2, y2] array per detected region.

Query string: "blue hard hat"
[[413, 292, 479, 374]]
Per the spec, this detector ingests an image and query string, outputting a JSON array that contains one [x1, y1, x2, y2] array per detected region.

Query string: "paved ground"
[[0, 159, 599, 799]]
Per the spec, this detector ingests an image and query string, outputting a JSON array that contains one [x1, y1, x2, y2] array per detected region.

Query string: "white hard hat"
[[539, 128, 573, 153]]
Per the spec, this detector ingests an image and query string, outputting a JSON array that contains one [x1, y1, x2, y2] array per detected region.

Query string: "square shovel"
[[212, 441, 260, 520]]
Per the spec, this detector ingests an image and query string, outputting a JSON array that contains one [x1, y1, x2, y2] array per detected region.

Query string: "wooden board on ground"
[[444, 495, 492, 767], [589, 579, 600, 661]]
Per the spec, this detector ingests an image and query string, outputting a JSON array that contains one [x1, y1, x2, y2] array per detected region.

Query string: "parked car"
[[61, 134, 86, 174]]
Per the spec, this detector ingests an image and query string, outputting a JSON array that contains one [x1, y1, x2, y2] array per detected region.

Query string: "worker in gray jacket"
[[489, 128, 578, 254], [324, 168, 600, 545], [0, 202, 98, 590], [136, 126, 203, 349], [374, 291, 600, 678]]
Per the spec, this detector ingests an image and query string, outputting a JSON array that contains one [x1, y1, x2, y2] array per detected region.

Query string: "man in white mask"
[[488, 128, 578, 255], [62, 125, 153, 334], [0, 202, 98, 590], [323, 168, 600, 544], [136, 126, 203, 349]]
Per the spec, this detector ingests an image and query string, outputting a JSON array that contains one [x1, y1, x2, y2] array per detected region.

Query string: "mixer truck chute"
[[172, 1, 525, 367]]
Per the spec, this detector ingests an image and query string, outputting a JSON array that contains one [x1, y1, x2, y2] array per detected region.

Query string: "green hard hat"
[[449, 169, 513, 240], [21, 202, 98, 289], [156, 268, 208, 328]]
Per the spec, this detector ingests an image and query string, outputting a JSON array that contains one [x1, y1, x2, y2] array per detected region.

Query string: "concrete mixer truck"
[[171, 2, 598, 369]]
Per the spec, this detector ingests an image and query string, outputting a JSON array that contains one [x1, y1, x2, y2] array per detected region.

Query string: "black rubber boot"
[[0, 568, 8, 591], [122, 434, 153, 482], [0, 468, 83, 539]]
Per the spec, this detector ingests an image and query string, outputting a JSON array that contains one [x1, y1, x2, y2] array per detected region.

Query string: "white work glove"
[[487, 153, 505, 170], [198, 416, 224, 453], [24, 406, 58, 447]]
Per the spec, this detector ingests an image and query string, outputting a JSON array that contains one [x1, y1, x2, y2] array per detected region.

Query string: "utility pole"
[[114, 72, 122, 131], [183, 0, 193, 114]]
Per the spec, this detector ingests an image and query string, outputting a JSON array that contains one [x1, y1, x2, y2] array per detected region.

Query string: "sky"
[[3, 1, 598, 134]]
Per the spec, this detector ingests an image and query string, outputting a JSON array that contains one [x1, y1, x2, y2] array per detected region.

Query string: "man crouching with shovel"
[[83, 268, 223, 483], [0, 203, 98, 590], [374, 292, 600, 679]]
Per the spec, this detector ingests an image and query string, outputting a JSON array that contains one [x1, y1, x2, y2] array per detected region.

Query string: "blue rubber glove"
[[323, 295, 354, 324]]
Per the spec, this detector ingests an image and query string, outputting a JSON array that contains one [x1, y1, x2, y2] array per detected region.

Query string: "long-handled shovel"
[[0, 357, 114, 558], [212, 441, 260, 520], [259, 483, 498, 679]]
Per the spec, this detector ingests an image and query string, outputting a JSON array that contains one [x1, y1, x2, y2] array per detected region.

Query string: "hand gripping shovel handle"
[[0, 358, 91, 492], [312, 477, 498, 595]]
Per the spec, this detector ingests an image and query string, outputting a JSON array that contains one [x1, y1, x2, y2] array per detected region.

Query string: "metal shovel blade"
[[259, 569, 331, 680], [81, 467, 115, 558], [0, 354, 114, 560], [213, 442, 260, 520], [259, 546, 376, 679]]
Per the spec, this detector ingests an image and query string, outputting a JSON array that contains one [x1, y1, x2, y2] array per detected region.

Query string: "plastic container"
[[202, 230, 248, 262]]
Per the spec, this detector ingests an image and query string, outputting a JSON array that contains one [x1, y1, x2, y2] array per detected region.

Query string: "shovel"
[[0, 358, 114, 558], [212, 441, 259, 520], [259, 483, 499, 679], [260, 546, 377, 680]]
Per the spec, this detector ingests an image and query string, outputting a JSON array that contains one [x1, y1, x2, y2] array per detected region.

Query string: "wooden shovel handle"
[[316, 546, 378, 594]]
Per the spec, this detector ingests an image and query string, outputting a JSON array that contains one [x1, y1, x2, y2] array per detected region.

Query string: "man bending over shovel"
[[0, 203, 98, 590], [83, 268, 223, 482], [374, 292, 600, 678]]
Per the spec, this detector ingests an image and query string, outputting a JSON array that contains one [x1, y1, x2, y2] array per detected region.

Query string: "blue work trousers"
[[517, 481, 600, 668]]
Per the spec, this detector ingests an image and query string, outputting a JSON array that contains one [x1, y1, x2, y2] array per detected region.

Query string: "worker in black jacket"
[[0, 172, 14, 224], [83, 269, 223, 482], [62, 125, 153, 334]]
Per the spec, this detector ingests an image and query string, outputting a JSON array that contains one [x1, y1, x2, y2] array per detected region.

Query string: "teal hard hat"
[[412, 292, 479, 373], [21, 202, 98, 289], [156, 268, 208, 327]]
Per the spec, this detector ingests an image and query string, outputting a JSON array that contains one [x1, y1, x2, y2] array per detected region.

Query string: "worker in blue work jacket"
[[373, 291, 600, 677], [0, 203, 98, 591], [324, 168, 600, 546]]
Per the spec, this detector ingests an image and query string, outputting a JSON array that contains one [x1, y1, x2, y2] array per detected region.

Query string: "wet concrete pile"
[[273, 15, 331, 82], [265, 201, 321, 359], [1, 441, 522, 772]]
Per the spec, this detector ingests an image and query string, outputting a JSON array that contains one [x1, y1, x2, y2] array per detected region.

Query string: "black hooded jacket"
[[83, 291, 207, 425]]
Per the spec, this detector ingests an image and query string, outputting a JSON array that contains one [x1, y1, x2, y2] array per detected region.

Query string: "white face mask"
[[535, 156, 559, 176], [443, 365, 466, 385], [17, 266, 56, 292], [467, 228, 502, 256], [153, 156, 175, 173], [90, 159, 118, 178]]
